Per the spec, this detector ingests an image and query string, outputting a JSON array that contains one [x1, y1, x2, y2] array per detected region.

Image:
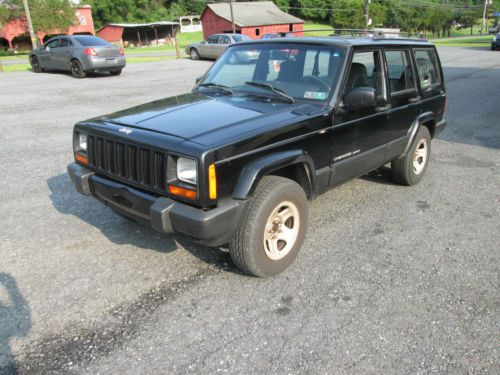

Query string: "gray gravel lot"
[[0, 48, 499, 374]]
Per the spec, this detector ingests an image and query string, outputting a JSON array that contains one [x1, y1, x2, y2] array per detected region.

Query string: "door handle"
[[375, 104, 391, 112], [408, 96, 421, 103]]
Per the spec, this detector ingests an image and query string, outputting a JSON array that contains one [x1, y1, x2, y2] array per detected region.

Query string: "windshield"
[[199, 42, 345, 102]]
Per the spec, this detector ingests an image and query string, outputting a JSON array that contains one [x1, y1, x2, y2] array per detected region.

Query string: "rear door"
[[383, 48, 422, 160], [331, 48, 390, 185], [412, 47, 446, 123]]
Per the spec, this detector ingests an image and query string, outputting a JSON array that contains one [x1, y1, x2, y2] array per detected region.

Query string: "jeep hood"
[[92, 92, 324, 146]]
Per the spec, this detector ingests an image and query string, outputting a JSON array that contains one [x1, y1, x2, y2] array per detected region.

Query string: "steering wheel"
[[300, 76, 330, 92]]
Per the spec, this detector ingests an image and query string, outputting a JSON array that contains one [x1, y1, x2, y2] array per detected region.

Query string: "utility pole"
[[22, 0, 38, 49], [481, 0, 489, 34], [364, 0, 371, 34], [229, 0, 236, 33]]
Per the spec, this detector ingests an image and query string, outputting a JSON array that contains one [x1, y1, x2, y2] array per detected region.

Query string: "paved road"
[[0, 48, 498, 374]]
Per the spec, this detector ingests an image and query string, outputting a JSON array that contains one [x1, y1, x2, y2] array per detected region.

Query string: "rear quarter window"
[[413, 48, 443, 96]]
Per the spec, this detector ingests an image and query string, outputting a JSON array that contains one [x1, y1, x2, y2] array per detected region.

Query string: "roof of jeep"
[[235, 36, 433, 47]]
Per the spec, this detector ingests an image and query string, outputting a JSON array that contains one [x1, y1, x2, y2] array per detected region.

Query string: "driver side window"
[[207, 35, 219, 44], [45, 39, 60, 49]]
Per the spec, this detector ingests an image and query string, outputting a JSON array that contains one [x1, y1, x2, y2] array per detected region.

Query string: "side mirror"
[[45, 46, 50, 51], [343, 87, 376, 111]]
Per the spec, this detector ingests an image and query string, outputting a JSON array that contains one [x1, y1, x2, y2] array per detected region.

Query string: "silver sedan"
[[185, 33, 257, 63], [29, 35, 126, 78]]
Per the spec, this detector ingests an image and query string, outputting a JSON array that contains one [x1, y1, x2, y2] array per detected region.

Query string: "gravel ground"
[[0, 48, 499, 374]]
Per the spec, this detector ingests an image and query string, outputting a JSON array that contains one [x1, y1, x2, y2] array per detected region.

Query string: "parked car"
[[491, 33, 500, 50], [29, 35, 126, 78], [261, 32, 295, 39], [488, 25, 499, 35], [185, 33, 256, 63], [69, 36, 446, 277]]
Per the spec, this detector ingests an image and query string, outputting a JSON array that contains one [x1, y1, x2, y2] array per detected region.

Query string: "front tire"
[[229, 176, 309, 277], [70, 60, 86, 78], [190, 48, 200, 60], [391, 126, 431, 186], [30, 56, 43, 73]]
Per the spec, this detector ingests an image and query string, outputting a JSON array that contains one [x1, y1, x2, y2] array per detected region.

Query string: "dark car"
[[68, 36, 446, 277], [30, 35, 126, 78], [491, 33, 500, 50]]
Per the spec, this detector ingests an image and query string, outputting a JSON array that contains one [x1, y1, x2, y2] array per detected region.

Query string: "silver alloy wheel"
[[190, 49, 198, 60], [413, 138, 428, 175], [263, 201, 300, 261]]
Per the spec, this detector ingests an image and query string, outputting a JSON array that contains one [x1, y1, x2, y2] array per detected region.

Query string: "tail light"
[[119, 47, 124, 56], [84, 48, 97, 56]]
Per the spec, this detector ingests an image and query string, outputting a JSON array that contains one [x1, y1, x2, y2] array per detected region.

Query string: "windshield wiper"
[[245, 81, 295, 103], [197, 82, 233, 95]]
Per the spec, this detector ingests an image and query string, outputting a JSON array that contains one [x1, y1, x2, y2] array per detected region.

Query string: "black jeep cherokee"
[[68, 36, 446, 277]]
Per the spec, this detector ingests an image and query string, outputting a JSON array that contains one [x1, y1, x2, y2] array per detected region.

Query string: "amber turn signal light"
[[75, 153, 89, 165], [208, 163, 217, 200], [168, 185, 197, 200]]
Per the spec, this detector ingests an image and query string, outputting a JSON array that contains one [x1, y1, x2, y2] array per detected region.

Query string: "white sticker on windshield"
[[304, 91, 327, 100]]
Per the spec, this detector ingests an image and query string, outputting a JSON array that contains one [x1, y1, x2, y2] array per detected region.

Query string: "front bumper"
[[68, 163, 248, 246]]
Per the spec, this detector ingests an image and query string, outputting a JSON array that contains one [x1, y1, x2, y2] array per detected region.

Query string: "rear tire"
[[110, 69, 122, 76], [190, 48, 200, 60], [30, 56, 43, 73], [229, 176, 309, 277], [70, 59, 86, 78], [391, 126, 431, 186]]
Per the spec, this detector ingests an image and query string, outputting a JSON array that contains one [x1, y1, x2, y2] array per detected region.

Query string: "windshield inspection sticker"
[[304, 91, 327, 100]]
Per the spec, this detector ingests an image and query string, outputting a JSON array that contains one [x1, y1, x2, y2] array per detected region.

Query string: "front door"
[[331, 48, 390, 185], [51, 37, 73, 70], [38, 38, 60, 68], [200, 35, 219, 58], [216, 34, 231, 58]]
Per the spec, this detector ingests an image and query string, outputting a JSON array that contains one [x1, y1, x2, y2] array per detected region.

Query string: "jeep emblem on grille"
[[118, 127, 133, 135]]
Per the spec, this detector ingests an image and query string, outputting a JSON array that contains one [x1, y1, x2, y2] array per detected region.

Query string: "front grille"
[[87, 134, 167, 192]]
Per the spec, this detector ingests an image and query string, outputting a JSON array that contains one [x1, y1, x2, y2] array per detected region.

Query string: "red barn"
[[0, 5, 95, 50], [200, 1, 304, 40]]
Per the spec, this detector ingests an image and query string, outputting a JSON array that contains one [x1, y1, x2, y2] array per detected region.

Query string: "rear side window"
[[76, 36, 110, 47], [385, 50, 415, 93], [414, 49, 442, 93]]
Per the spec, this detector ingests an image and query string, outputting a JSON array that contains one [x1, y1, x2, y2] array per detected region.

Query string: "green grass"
[[303, 23, 333, 36], [127, 55, 180, 63], [0, 55, 29, 61], [0, 64, 30, 72], [433, 35, 492, 47]]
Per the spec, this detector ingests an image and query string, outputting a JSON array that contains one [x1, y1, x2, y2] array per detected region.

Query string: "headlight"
[[78, 133, 87, 151], [177, 157, 197, 185], [493, 37, 497, 41]]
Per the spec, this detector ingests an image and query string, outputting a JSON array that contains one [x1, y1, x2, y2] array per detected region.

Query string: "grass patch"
[[434, 35, 492, 47], [1, 64, 30, 72], [0, 55, 29, 61], [127, 55, 181, 63], [303, 23, 333, 36]]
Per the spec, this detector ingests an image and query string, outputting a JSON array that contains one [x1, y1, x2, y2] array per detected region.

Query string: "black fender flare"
[[400, 111, 435, 158], [232, 150, 316, 200]]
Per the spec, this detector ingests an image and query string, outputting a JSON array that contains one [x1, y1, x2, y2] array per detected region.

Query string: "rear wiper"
[[245, 81, 295, 103], [197, 82, 233, 95]]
